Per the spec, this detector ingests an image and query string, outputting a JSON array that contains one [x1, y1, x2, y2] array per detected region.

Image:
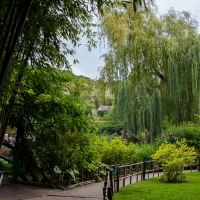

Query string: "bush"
[[0, 158, 12, 173], [163, 123, 200, 151], [94, 123, 123, 135], [32, 131, 90, 173], [134, 143, 156, 162], [91, 136, 136, 165], [154, 132, 180, 149], [152, 139, 197, 183]]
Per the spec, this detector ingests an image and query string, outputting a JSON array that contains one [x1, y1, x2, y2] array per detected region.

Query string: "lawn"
[[113, 172, 200, 200]]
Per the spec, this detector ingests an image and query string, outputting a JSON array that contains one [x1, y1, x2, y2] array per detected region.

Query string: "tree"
[[98, 5, 200, 140], [0, 0, 114, 146], [0, 0, 150, 146], [7, 69, 89, 181]]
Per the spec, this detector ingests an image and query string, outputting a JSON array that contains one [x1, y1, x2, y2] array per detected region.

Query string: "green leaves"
[[53, 166, 62, 173], [99, 5, 200, 134], [68, 168, 79, 182], [152, 139, 197, 182]]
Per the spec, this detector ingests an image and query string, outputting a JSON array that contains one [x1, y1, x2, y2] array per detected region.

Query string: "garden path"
[[0, 172, 162, 200]]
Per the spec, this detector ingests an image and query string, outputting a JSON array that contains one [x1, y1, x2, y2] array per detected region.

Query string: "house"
[[92, 105, 112, 115], [98, 105, 111, 111]]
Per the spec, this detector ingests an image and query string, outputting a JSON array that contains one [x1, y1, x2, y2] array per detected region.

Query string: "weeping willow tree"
[[98, 3, 200, 140]]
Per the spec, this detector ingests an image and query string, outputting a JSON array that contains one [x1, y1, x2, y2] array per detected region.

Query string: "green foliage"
[[163, 123, 200, 152], [33, 132, 90, 172], [154, 132, 180, 149], [100, 137, 136, 165], [134, 143, 156, 162], [129, 130, 150, 144], [85, 134, 134, 165], [0, 0, 115, 146], [152, 139, 197, 183], [0, 158, 12, 173], [95, 123, 123, 135], [97, 110, 109, 117], [99, 5, 200, 137]]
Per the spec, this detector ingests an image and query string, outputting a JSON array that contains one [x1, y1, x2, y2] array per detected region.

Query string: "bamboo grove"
[[0, 0, 119, 147], [98, 5, 200, 141]]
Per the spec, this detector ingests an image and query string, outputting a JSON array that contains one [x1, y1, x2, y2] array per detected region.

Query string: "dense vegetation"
[[1, 0, 200, 187], [99, 3, 200, 140]]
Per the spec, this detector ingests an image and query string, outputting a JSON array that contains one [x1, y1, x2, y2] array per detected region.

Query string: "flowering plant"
[[161, 132, 179, 144]]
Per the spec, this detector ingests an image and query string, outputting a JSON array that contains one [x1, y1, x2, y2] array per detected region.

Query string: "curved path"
[[0, 171, 167, 200]]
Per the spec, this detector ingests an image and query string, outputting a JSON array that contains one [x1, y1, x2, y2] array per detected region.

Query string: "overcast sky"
[[69, 0, 200, 79]]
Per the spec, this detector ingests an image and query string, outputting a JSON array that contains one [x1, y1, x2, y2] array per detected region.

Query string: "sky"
[[69, 0, 200, 79]]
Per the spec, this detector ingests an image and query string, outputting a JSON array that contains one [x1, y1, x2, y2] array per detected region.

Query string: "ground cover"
[[113, 172, 200, 200]]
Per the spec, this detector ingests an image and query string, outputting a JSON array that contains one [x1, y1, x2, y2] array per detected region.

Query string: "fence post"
[[103, 172, 108, 200], [109, 170, 113, 195], [107, 186, 112, 200], [12, 147, 19, 182], [197, 156, 200, 172], [116, 167, 119, 192], [142, 161, 146, 180]]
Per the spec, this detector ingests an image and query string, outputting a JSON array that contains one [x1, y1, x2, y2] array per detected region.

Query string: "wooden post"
[[109, 171, 113, 196], [108, 186, 112, 200], [59, 173, 64, 186], [123, 167, 126, 187], [116, 167, 119, 192], [81, 169, 83, 182], [142, 161, 146, 181], [197, 156, 200, 172], [51, 171, 55, 185], [103, 172, 108, 200], [0, 172, 3, 187]]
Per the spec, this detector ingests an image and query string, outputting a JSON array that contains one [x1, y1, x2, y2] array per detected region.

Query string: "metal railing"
[[103, 156, 200, 200]]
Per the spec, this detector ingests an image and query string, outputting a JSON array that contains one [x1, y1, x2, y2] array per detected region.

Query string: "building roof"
[[98, 105, 111, 111]]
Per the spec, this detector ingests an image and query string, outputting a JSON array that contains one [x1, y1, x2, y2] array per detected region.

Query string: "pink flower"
[[162, 134, 165, 138], [169, 132, 174, 136]]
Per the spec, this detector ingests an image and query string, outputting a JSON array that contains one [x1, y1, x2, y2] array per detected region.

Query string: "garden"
[[1, 1, 200, 200]]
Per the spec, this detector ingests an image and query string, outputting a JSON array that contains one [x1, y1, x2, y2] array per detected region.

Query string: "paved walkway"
[[0, 172, 162, 200], [0, 175, 103, 200]]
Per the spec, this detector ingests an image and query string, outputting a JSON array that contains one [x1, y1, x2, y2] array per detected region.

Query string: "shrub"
[[94, 123, 123, 135], [100, 137, 136, 165], [154, 132, 180, 149], [32, 131, 90, 173], [152, 139, 197, 183], [134, 143, 156, 162], [163, 124, 200, 151], [0, 158, 12, 174]]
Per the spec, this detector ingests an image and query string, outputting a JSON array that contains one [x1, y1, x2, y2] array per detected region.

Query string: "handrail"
[[0, 142, 22, 181], [103, 156, 200, 200]]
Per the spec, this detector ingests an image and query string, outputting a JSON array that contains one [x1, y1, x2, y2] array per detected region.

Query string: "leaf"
[[26, 89, 35, 95], [68, 169, 79, 182], [53, 166, 62, 173]]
